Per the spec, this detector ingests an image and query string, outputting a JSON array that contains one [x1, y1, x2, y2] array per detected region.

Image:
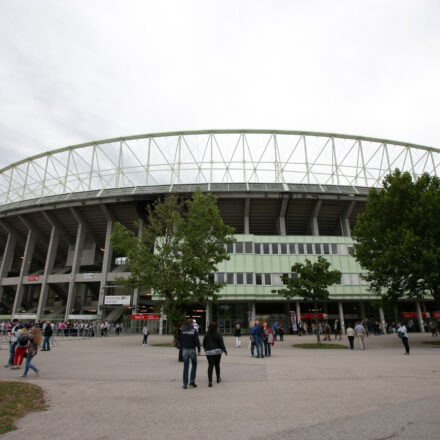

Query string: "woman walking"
[[21, 327, 42, 377], [203, 322, 227, 387], [11, 328, 29, 369], [234, 323, 241, 348], [397, 322, 410, 355]]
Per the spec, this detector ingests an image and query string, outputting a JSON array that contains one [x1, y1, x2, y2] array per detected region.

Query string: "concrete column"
[[37, 225, 60, 319], [309, 200, 322, 236], [65, 223, 86, 321], [378, 307, 386, 334], [296, 301, 301, 322], [244, 198, 250, 234], [0, 233, 16, 303], [98, 220, 113, 320], [360, 302, 366, 322], [131, 221, 143, 315], [416, 301, 425, 333], [159, 306, 164, 335], [205, 301, 211, 331], [341, 201, 356, 237], [338, 302, 346, 334], [12, 229, 37, 314], [251, 302, 256, 321], [279, 197, 288, 236]]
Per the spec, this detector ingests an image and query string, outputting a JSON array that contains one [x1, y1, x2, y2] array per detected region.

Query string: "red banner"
[[27, 275, 39, 282], [131, 314, 160, 321], [430, 312, 440, 319], [401, 312, 430, 319], [300, 313, 327, 320]]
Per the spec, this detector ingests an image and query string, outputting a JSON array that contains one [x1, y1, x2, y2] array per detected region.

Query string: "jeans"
[[182, 348, 197, 386], [43, 335, 51, 350], [23, 354, 38, 376], [207, 354, 221, 382], [255, 338, 264, 357], [7, 341, 17, 366], [401, 336, 410, 354], [264, 341, 271, 356], [348, 336, 354, 349], [142, 334, 148, 345]]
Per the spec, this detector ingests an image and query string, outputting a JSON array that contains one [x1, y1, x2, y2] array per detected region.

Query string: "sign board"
[[12, 314, 37, 320], [431, 312, 440, 319], [300, 313, 327, 320], [104, 295, 131, 306], [83, 273, 93, 279], [131, 314, 160, 321], [67, 315, 98, 320], [27, 275, 39, 282], [401, 312, 430, 319]]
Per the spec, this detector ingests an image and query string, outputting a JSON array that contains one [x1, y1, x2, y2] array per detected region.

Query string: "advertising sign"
[[131, 314, 160, 321], [431, 312, 440, 319], [289, 311, 297, 332], [27, 275, 39, 282], [401, 312, 430, 319], [104, 295, 131, 306], [247, 311, 255, 323], [300, 313, 327, 320]]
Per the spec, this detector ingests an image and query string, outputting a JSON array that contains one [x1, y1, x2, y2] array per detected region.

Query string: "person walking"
[[11, 328, 29, 369], [354, 321, 366, 350], [142, 325, 149, 346], [397, 322, 410, 355], [249, 321, 256, 357], [203, 322, 227, 387], [272, 321, 279, 341], [253, 320, 264, 358], [41, 321, 53, 351], [179, 318, 201, 389], [20, 327, 42, 377], [346, 323, 355, 350], [4, 319, 20, 368], [278, 324, 284, 341], [234, 323, 241, 348]]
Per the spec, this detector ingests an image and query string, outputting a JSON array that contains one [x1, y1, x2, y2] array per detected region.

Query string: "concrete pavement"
[[1, 333, 439, 440]]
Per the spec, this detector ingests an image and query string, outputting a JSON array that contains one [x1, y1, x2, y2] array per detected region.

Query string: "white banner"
[[104, 295, 131, 306], [67, 314, 97, 320], [12, 314, 37, 320]]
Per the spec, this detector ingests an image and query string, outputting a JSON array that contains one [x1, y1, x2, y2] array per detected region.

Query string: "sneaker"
[[189, 383, 197, 388], [20, 374, 27, 377], [182, 385, 187, 389], [4, 364, 12, 368]]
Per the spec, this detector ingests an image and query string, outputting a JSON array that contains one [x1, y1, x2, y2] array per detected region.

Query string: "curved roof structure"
[[1, 130, 439, 206]]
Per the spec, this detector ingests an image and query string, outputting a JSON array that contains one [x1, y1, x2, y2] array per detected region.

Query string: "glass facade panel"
[[236, 273, 244, 284], [264, 273, 271, 285], [217, 273, 225, 284], [255, 243, 261, 254], [298, 243, 304, 254], [342, 274, 351, 285], [246, 272, 253, 284], [256, 273, 262, 285], [331, 243, 338, 254], [227, 273, 234, 284], [323, 243, 330, 254], [338, 244, 348, 255], [314, 243, 321, 254], [263, 243, 270, 254], [272, 273, 282, 285], [272, 243, 278, 254], [226, 243, 234, 253], [245, 242, 253, 253], [306, 243, 313, 254], [351, 273, 360, 285], [280, 243, 287, 254], [236, 242, 243, 253]]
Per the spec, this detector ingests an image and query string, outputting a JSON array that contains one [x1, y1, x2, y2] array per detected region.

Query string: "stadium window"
[[264, 273, 271, 285], [272, 273, 282, 286], [280, 243, 287, 254], [351, 274, 360, 285], [245, 242, 253, 253], [227, 273, 234, 284], [331, 244, 338, 255], [246, 272, 254, 284], [306, 243, 313, 254], [335, 276, 342, 285], [338, 244, 349, 255], [298, 243, 304, 254], [256, 273, 262, 285], [348, 245, 354, 256], [236, 273, 244, 285], [263, 243, 270, 254], [236, 242, 243, 253], [217, 273, 225, 284], [272, 243, 278, 254], [360, 275, 369, 286], [255, 243, 261, 254], [226, 243, 234, 253], [208, 273, 214, 283], [289, 243, 296, 254], [282, 273, 289, 284], [323, 243, 330, 255], [314, 243, 321, 254], [115, 257, 127, 265], [342, 274, 351, 285]]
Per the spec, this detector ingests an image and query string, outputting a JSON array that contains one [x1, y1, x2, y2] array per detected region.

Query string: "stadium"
[[0, 129, 439, 334]]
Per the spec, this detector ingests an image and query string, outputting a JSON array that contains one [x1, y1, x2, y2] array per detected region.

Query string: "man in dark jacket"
[[179, 318, 201, 389], [42, 321, 53, 351]]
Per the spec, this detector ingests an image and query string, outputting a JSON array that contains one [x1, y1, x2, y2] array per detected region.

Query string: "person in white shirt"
[[192, 319, 199, 333], [397, 322, 410, 355], [142, 325, 149, 346], [346, 323, 355, 349]]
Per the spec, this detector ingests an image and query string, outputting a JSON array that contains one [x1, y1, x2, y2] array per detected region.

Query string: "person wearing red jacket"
[[263, 322, 274, 357]]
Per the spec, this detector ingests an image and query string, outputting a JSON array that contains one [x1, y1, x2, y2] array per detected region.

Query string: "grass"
[[293, 343, 348, 349], [151, 343, 175, 347], [0, 381, 46, 434], [422, 341, 440, 346]]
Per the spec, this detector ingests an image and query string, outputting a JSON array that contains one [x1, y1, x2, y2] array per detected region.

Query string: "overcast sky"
[[1, 0, 439, 169]]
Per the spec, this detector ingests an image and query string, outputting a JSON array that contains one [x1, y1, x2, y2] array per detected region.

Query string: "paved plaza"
[[1, 333, 439, 440]]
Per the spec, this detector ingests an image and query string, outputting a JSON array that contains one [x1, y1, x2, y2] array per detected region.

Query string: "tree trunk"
[[315, 300, 321, 344]]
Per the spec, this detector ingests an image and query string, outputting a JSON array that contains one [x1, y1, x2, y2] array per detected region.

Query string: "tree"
[[352, 170, 440, 308], [111, 190, 235, 335], [273, 256, 341, 344]]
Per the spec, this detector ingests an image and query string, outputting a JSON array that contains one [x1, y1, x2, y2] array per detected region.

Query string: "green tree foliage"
[[111, 190, 235, 333], [352, 170, 440, 307], [273, 256, 341, 344]]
